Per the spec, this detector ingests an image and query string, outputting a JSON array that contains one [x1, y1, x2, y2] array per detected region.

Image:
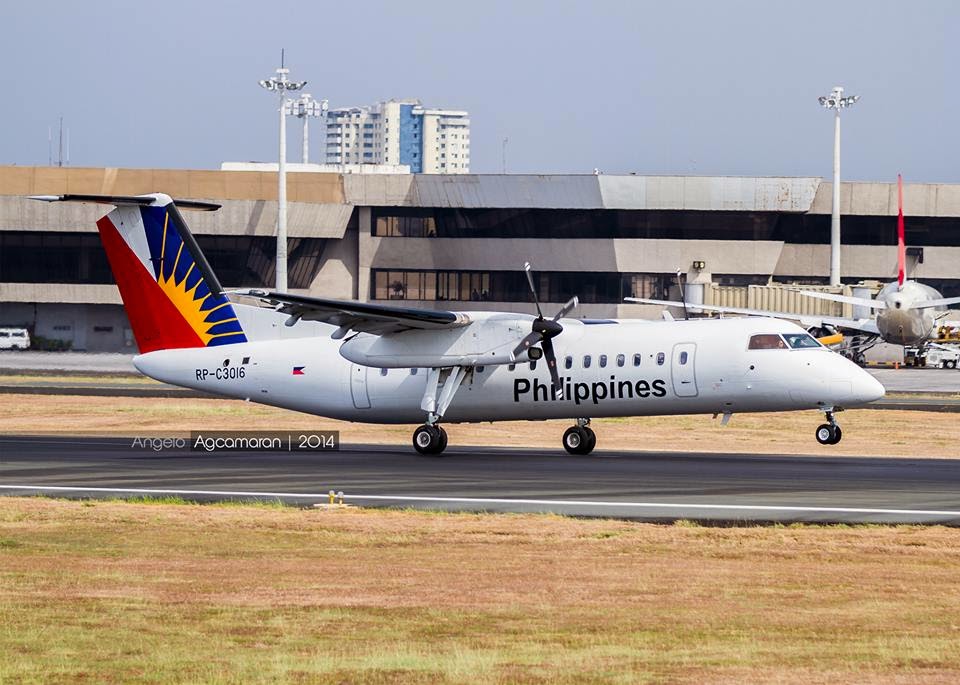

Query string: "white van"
[[0, 328, 31, 350], [925, 343, 960, 369]]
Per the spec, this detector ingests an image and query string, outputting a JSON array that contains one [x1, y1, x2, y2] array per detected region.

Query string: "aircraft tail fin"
[[897, 174, 906, 289], [29, 193, 248, 353]]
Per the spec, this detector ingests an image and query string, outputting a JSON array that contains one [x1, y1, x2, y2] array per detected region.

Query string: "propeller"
[[511, 262, 578, 399]]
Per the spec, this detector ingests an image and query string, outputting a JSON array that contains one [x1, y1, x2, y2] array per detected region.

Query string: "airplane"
[[29, 192, 886, 454], [628, 175, 960, 358]]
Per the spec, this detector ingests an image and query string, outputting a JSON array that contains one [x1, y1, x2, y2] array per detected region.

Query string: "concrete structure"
[[325, 99, 470, 173], [221, 162, 411, 175], [1, 166, 958, 351]]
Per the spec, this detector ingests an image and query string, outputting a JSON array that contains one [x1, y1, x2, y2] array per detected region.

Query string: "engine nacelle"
[[339, 314, 535, 368]]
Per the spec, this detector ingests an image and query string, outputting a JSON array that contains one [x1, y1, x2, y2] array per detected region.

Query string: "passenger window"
[[748, 334, 788, 350], [529, 360, 537, 371], [633, 354, 642, 367], [476, 366, 485, 373], [656, 352, 665, 366], [380, 368, 388, 376], [508, 363, 516, 371], [0, 332, 8, 338], [583, 355, 592, 369], [616, 354, 625, 367], [564, 356, 573, 370], [599, 354, 607, 368], [410, 368, 418, 375], [679, 351, 688, 365]]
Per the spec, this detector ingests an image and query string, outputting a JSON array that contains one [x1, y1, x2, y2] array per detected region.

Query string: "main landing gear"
[[412, 366, 471, 456], [815, 410, 843, 445], [562, 418, 596, 455], [413, 424, 448, 456]]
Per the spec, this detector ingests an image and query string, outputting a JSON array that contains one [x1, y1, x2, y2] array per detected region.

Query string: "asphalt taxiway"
[[2, 435, 958, 525]]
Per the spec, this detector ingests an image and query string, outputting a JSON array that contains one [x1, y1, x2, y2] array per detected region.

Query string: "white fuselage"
[[875, 280, 944, 346], [133, 315, 884, 425]]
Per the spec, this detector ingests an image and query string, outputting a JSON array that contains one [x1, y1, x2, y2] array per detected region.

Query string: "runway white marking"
[[1, 484, 959, 518]]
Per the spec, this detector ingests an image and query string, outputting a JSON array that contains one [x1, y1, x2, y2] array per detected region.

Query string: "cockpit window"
[[782, 333, 822, 349], [748, 334, 788, 350]]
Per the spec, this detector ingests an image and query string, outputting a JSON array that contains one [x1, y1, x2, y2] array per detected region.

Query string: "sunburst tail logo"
[[94, 199, 248, 353], [141, 206, 247, 347]]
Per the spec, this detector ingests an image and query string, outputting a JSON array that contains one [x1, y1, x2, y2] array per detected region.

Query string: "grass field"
[[1, 498, 959, 684], [1, 392, 958, 458]]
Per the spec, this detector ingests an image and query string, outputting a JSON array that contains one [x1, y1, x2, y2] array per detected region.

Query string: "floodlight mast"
[[258, 58, 307, 292], [291, 94, 328, 164], [818, 85, 860, 287]]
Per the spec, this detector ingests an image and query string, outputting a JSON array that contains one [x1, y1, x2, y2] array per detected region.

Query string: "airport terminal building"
[[1, 166, 958, 351]]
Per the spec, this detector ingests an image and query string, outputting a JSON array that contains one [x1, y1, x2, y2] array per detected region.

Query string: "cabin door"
[[671, 343, 698, 397]]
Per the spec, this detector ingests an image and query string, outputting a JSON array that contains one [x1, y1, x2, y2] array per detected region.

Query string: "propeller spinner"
[[511, 262, 578, 399]]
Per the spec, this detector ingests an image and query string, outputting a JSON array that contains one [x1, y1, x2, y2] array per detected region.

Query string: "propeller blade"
[[553, 296, 579, 321], [541, 335, 564, 400], [523, 262, 544, 319], [511, 331, 543, 361]]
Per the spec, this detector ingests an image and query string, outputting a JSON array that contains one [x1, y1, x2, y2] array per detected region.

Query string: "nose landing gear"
[[815, 410, 843, 445], [562, 419, 596, 455]]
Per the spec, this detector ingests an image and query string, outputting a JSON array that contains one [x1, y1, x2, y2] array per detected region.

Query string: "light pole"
[[259, 57, 307, 292], [818, 85, 860, 287], [292, 94, 328, 164]]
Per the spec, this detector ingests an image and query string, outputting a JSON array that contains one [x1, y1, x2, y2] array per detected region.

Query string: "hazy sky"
[[3, 0, 957, 181]]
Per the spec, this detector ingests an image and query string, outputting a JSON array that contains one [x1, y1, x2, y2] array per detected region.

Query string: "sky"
[[2, 0, 957, 181]]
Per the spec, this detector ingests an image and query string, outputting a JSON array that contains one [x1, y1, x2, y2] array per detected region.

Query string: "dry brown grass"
[[0, 393, 957, 458], [1, 498, 959, 683]]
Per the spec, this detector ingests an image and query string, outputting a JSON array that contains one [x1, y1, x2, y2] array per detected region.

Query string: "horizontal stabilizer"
[[799, 291, 885, 310], [29, 194, 221, 211], [912, 296, 960, 310]]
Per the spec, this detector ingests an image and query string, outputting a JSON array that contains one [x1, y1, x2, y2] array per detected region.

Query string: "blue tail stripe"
[[208, 334, 248, 347], [207, 320, 245, 336]]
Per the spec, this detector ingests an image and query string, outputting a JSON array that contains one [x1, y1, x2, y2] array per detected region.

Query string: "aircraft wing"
[[625, 297, 880, 336], [231, 289, 471, 336]]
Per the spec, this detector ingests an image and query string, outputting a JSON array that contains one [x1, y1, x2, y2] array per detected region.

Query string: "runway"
[[2, 436, 959, 525]]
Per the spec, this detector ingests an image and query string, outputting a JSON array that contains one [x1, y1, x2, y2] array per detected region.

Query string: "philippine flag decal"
[[292, 366, 305, 376]]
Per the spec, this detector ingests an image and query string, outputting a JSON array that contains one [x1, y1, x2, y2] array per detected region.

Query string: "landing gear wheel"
[[829, 425, 842, 444], [437, 426, 448, 452], [583, 426, 597, 453], [413, 424, 448, 456], [815, 423, 841, 445], [562, 426, 596, 455]]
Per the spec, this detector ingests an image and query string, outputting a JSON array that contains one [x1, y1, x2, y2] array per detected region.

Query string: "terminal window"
[[370, 269, 675, 304], [0, 232, 325, 289], [368, 207, 960, 245]]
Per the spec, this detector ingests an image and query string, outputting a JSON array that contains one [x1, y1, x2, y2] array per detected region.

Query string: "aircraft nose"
[[852, 369, 885, 404]]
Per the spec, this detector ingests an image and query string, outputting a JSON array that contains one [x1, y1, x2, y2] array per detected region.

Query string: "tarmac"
[[2, 435, 959, 525]]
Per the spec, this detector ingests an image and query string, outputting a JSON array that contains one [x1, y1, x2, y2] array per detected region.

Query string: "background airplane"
[[629, 175, 960, 360], [30, 193, 885, 454]]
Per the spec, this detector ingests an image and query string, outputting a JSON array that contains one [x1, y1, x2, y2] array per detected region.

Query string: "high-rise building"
[[325, 99, 470, 174]]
